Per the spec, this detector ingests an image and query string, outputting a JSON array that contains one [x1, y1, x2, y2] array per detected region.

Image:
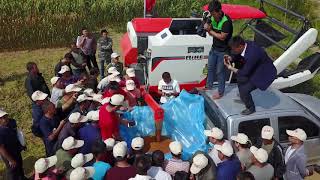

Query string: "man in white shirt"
[[204, 127, 227, 166], [158, 72, 180, 104], [148, 150, 172, 180], [50, 77, 64, 107], [129, 155, 153, 180], [284, 128, 313, 180]]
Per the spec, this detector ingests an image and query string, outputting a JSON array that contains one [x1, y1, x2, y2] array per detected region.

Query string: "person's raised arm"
[[76, 36, 86, 48], [62, 95, 77, 111], [105, 38, 113, 50], [69, 56, 83, 68], [48, 120, 66, 141], [205, 20, 232, 41]]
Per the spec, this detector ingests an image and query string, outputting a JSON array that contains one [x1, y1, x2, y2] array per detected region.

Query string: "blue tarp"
[[119, 90, 207, 159]]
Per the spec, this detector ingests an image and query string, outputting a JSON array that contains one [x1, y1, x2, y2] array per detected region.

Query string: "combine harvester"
[[122, 0, 320, 95], [120, 0, 320, 160]]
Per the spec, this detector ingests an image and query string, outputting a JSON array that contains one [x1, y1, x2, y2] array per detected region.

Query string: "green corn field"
[[0, 0, 318, 51], [0, 0, 209, 51]]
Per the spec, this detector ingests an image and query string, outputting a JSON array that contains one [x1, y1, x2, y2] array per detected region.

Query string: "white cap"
[[108, 67, 119, 74], [83, 89, 94, 97], [77, 94, 93, 103], [110, 94, 124, 106], [31, 91, 48, 101], [231, 133, 249, 145], [111, 52, 120, 59], [204, 127, 223, 140], [62, 136, 84, 151], [58, 65, 71, 74], [0, 110, 8, 118], [71, 153, 94, 168], [101, 97, 110, 105], [69, 112, 88, 124], [126, 68, 135, 78], [286, 128, 307, 141], [104, 138, 116, 150], [50, 77, 60, 85], [126, 80, 136, 91], [261, 125, 274, 140], [92, 94, 103, 104], [86, 110, 99, 121], [113, 141, 127, 158], [214, 141, 233, 157], [65, 84, 82, 93], [34, 155, 58, 174], [131, 137, 144, 151], [169, 141, 182, 155], [190, 154, 208, 174], [250, 146, 268, 163], [70, 167, 95, 180], [107, 73, 121, 82]]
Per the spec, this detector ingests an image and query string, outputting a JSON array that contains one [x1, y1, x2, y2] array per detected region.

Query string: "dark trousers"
[[3, 154, 25, 180], [85, 54, 98, 70], [238, 76, 257, 111]]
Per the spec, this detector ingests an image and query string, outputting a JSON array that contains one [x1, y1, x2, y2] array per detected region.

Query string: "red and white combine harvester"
[[121, 0, 320, 140], [121, 0, 320, 95]]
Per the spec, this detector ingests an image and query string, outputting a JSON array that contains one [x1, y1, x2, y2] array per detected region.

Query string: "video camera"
[[197, 11, 212, 38]]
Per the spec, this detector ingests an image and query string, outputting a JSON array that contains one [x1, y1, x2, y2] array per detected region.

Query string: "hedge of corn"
[[0, 0, 208, 51], [0, 0, 316, 51]]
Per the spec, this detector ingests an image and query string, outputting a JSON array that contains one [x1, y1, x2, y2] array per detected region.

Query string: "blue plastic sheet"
[[119, 90, 207, 159]]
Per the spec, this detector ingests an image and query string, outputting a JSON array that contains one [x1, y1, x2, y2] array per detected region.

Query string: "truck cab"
[[201, 84, 320, 165]]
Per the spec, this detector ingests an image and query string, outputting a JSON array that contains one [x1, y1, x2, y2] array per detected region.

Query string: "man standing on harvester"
[[224, 36, 277, 115], [204, 0, 233, 99]]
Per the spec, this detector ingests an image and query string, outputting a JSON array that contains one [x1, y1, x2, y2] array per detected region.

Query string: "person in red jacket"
[[99, 94, 127, 140]]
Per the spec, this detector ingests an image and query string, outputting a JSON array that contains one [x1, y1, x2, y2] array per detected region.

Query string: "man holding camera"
[[204, 0, 233, 99]]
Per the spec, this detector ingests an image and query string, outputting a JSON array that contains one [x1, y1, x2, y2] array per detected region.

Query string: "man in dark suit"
[[224, 36, 277, 115]]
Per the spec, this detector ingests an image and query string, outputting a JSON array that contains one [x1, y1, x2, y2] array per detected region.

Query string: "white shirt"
[[208, 148, 222, 166], [241, 43, 247, 57], [285, 146, 296, 164], [158, 79, 180, 104], [50, 87, 64, 107], [129, 174, 154, 180], [208, 140, 230, 166], [147, 166, 172, 180]]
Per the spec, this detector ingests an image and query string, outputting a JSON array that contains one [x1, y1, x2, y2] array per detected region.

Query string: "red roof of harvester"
[[131, 4, 265, 33], [132, 18, 172, 33], [203, 4, 266, 19]]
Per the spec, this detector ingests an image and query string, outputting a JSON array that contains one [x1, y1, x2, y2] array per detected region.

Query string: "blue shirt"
[[216, 155, 241, 180], [39, 116, 59, 156], [32, 103, 43, 125], [56, 122, 76, 150], [79, 123, 101, 154], [92, 161, 111, 180]]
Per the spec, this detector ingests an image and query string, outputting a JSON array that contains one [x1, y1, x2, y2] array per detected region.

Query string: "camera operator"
[[204, 0, 233, 99]]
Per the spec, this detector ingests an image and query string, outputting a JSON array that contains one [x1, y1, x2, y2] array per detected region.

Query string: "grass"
[[0, 29, 123, 178], [0, 0, 320, 178]]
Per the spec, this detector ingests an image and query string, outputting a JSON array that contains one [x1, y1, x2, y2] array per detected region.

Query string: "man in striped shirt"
[[164, 141, 190, 176]]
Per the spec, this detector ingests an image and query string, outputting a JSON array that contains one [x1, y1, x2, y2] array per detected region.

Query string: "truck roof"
[[201, 84, 303, 119]]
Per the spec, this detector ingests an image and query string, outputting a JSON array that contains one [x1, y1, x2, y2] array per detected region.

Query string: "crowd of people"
[[0, 0, 318, 180], [0, 101, 316, 180]]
